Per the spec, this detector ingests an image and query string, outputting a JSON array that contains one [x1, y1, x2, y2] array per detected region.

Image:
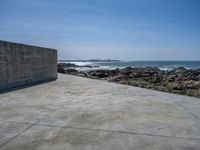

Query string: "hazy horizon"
[[58, 59, 200, 62], [1, 0, 200, 61]]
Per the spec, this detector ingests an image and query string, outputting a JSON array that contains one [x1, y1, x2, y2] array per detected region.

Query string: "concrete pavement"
[[0, 74, 200, 150]]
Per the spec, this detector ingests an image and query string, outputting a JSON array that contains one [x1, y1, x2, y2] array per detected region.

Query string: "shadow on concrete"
[[0, 78, 57, 94]]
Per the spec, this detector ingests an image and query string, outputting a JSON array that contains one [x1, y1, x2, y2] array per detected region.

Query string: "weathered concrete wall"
[[0, 40, 57, 91]]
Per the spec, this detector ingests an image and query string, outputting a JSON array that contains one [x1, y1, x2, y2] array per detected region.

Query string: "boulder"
[[88, 70, 110, 78], [58, 63, 76, 68]]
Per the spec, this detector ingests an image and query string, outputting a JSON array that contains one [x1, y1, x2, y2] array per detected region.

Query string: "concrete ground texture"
[[0, 73, 200, 150]]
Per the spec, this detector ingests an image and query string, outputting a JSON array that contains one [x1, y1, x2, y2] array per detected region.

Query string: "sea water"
[[58, 60, 200, 71]]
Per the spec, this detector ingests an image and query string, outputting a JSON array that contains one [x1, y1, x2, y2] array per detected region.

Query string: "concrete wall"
[[0, 40, 57, 91]]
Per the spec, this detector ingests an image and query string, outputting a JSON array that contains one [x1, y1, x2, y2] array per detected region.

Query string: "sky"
[[0, 0, 200, 60]]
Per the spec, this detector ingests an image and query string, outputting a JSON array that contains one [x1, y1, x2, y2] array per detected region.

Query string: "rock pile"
[[58, 63, 200, 97]]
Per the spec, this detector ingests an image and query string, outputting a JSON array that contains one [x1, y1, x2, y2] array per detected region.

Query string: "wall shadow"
[[0, 78, 57, 94]]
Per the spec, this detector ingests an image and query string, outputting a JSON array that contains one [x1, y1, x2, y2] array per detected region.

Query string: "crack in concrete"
[[35, 123, 200, 141], [2, 120, 200, 143], [174, 101, 200, 122], [0, 114, 50, 148]]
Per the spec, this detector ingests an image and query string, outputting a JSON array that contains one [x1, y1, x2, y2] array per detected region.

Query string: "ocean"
[[58, 60, 200, 71]]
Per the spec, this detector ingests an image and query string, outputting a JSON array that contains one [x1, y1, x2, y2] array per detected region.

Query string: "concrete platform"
[[0, 74, 200, 150]]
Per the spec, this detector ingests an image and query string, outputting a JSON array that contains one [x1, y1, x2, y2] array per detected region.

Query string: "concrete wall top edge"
[[0, 40, 57, 52]]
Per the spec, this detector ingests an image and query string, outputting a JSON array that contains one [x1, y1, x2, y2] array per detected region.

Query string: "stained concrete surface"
[[0, 73, 200, 150]]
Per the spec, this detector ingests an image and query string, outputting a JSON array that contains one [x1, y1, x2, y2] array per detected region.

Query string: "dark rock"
[[129, 72, 142, 78], [108, 75, 128, 82], [120, 67, 132, 76], [57, 67, 66, 73], [65, 68, 78, 73], [58, 63, 76, 68], [196, 74, 200, 81], [57, 63, 77, 74], [151, 77, 161, 83], [88, 70, 110, 78]]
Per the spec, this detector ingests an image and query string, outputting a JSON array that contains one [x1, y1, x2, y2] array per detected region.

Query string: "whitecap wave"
[[58, 61, 197, 71]]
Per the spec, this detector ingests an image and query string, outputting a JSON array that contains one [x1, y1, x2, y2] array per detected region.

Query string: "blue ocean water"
[[96, 61, 200, 70], [58, 60, 200, 71]]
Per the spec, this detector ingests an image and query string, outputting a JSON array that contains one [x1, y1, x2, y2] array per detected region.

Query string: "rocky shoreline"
[[58, 63, 200, 98]]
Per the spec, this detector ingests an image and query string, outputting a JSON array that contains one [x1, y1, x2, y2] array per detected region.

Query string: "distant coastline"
[[58, 59, 121, 62]]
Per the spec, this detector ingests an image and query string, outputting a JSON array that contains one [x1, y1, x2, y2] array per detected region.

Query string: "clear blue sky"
[[0, 0, 200, 60]]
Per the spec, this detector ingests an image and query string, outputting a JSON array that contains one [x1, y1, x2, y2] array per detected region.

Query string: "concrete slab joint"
[[0, 74, 200, 149]]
